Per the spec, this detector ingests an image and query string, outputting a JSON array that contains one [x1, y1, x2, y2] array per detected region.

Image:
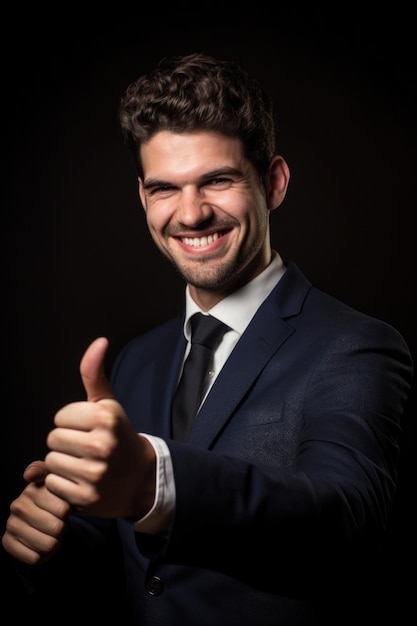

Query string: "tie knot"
[[190, 313, 229, 350]]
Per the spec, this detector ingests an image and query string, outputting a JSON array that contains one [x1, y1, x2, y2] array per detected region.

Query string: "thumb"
[[23, 460, 48, 483], [79, 337, 116, 402]]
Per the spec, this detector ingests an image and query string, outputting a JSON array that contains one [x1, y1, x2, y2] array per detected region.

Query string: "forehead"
[[140, 131, 247, 179]]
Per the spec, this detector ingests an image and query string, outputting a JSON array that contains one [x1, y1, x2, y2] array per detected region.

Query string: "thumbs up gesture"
[[45, 338, 156, 519]]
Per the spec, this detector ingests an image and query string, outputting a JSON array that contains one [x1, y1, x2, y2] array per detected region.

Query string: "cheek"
[[250, 192, 269, 222], [235, 196, 267, 230], [146, 219, 166, 254], [146, 213, 161, 238], [145, 205, 171, 238], [214, 190, 252, 219]]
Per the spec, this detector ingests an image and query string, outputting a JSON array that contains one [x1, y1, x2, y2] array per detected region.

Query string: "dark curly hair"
[[118, 53, 277, 178]]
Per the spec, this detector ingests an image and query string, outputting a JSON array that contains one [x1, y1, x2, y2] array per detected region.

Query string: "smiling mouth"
[[181, 231, 226, 247]]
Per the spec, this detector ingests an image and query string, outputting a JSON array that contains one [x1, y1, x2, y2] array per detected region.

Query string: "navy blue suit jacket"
[[9, 261, 412, 624], [104, 261, 412, 624]]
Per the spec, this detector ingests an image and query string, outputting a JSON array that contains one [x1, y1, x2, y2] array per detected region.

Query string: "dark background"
[[2, 5, 415, 619]]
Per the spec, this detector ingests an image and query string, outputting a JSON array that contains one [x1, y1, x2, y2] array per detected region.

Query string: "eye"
[[206, 177, 232, 187], [148, 184, 175, 195]]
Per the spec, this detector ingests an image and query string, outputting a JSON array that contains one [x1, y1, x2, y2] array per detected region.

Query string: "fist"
[[45, 338, 156, 518]]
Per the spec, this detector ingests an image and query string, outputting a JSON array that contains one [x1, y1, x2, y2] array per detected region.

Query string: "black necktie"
[[171, 313, 230, 440]]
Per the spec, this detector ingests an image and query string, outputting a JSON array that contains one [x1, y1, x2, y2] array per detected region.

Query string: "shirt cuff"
[[132, 433, 176, 536]]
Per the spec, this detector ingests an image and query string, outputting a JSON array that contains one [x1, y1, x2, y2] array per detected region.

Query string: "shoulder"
[[281, 261, 412, 361]]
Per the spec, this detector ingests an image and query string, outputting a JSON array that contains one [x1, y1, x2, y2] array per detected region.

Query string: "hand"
[[2, 460, 71, 565], [44, 337, 156, 518]]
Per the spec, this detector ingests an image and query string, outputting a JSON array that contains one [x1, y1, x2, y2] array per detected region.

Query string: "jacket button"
[[146, 575, 164, 596]]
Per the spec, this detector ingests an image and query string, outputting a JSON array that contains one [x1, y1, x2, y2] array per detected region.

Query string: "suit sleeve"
[[161, 317, 412, 594]]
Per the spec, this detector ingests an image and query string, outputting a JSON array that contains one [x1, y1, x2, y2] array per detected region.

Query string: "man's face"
[[138, 131, 273, 308]]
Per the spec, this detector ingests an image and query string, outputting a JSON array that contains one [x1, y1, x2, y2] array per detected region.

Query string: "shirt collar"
[[183, 251, 285, 340]]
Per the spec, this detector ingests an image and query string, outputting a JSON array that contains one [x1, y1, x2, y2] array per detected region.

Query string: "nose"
[[176, 187, 214, 226]]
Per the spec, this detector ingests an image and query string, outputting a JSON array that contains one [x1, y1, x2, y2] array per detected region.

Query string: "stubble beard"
[[174, 256, 240, 290], [168, 231, 266, 291]]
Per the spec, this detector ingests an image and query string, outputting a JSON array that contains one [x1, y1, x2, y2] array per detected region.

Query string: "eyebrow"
[[142, 166, 243, 190]]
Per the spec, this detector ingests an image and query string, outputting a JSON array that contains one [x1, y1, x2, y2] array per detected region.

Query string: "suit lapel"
[[188, 261, 311, 447]]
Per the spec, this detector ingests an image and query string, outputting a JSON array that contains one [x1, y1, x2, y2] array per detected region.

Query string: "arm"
[[161, 319, 412, 592]]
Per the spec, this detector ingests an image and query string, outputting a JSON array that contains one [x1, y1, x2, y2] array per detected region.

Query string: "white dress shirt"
[[134, 252, 286, 535]]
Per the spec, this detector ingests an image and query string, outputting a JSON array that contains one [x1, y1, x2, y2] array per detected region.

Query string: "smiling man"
[[139, 130, 289, 308], [2, 53, 413, 625]]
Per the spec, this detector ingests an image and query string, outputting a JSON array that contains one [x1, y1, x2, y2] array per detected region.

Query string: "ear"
[[265, 155, 290, 212], [138, 177, 147, 212]]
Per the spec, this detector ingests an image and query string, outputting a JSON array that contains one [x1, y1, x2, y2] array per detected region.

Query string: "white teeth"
[[182, 232, 219, 247]]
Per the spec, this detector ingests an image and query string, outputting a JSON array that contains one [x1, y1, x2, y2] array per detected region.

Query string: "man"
[[2, 53, 413, 624]]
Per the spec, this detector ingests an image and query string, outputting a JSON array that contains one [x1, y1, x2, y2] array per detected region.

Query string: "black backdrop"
[[2, 6, 416, 619]]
